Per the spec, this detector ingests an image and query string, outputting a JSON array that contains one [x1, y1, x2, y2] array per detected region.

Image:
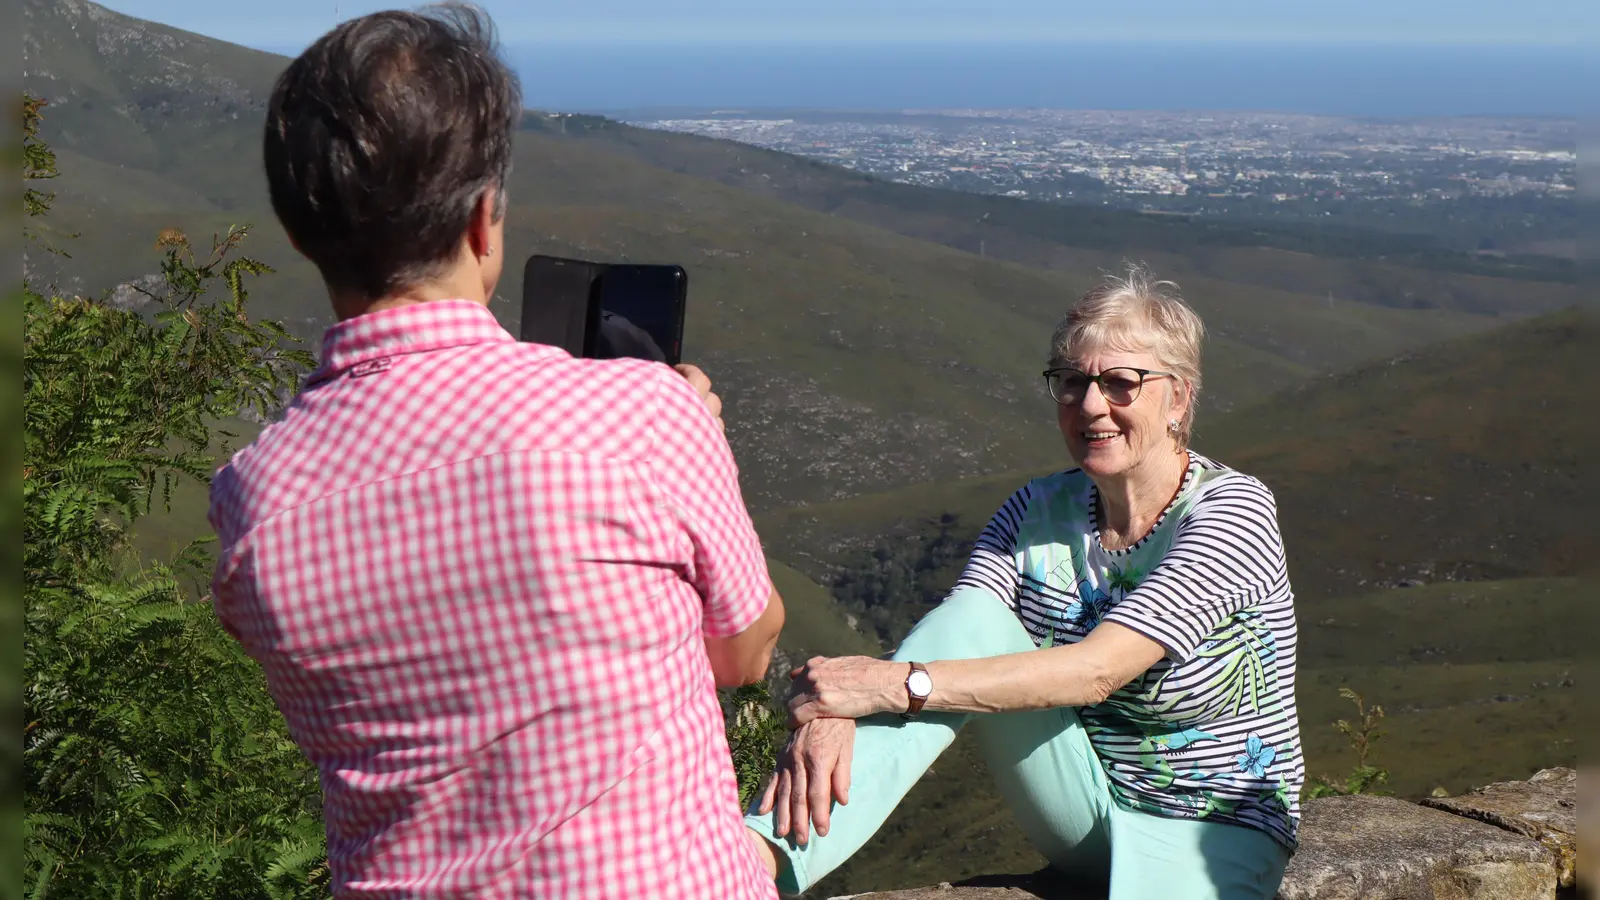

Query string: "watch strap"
[[902, 661, 930, 719]]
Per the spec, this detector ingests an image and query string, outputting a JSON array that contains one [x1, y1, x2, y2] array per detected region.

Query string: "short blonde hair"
[[1048, 264, 1206, 447]]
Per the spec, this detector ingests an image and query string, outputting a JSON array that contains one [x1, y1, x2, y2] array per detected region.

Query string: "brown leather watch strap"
[[903, 661, 930, 718]]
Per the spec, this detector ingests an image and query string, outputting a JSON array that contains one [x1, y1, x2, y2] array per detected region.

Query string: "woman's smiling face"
[[1054, 346, 1187, 480]]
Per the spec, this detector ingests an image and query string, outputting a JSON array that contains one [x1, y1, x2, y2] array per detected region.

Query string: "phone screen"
[[589, 265, 687, 365]]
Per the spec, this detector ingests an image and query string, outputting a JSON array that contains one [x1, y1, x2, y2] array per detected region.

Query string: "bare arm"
[[705, 588, 786, 688], [786, 621, 1166, 724], [922, 621, 1165, 712]]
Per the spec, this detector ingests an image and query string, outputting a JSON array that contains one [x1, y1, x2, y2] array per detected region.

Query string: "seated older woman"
[[745, 268, 1303, 899]]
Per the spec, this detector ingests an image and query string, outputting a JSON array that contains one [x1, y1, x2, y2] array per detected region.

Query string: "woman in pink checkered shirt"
[[211, 4, 787, 897]]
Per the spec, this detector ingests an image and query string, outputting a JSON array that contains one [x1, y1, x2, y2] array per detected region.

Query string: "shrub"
[[23, 93, 324, 899]]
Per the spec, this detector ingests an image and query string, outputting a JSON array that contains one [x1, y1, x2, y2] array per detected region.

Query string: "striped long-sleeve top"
[[955, 451, 1304, 850]]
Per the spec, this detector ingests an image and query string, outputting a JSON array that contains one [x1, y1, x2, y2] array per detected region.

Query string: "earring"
[[485, 244, 495, 257], [1167, 419, 1182, 438]]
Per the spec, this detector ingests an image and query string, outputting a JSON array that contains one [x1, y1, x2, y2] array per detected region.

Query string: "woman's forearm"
[[787, 623, 1168, 725], [915, 623, 1169, 715], [919, 645, 1112, 714]]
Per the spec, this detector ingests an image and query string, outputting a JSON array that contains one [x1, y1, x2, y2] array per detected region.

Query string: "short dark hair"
[[263, 3, 521, 299]]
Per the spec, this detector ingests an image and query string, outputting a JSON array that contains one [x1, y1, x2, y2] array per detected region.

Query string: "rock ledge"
[[830, 768, 1576, 900]]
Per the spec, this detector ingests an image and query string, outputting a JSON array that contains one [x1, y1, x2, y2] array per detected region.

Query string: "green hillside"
[[1205, 307, 1595, 595], [759, 307, 1596, 600], [768, 560, 884, 660], [24, 0, 1555, 516], [19, 0, 282, 210]]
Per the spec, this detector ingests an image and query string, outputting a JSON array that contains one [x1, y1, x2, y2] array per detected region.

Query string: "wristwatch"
[[901, 662, 933, 720]]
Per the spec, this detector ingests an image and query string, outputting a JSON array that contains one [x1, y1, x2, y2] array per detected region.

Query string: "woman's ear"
[[467, 187, 499, 259]]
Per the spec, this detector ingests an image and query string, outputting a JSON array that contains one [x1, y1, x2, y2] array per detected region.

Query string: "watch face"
[[907, 670, 933, 698]]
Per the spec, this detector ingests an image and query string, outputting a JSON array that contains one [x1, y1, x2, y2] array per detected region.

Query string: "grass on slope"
[[22, 0, 282, 209], [1202, 307, 1596, 599], [759, 307, 1597, 602], [1296, 577, 1582, 800], [768, 560, 883, 659]]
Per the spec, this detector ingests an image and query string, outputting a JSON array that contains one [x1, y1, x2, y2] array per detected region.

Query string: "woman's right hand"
[[757, 716, 856, 845]]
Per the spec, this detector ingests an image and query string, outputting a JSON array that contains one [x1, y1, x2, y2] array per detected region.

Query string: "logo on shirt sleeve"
[[350, 357, 394, 378]]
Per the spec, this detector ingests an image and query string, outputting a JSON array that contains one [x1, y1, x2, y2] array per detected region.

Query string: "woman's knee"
[[1108, 811, 1287, 900], [896, 586, 1037, 662]]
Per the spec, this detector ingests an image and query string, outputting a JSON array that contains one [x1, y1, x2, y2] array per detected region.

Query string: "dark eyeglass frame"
[[1042, 366, 1177, 406]]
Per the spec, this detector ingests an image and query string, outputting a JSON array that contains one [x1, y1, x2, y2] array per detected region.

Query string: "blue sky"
[[104, 0, 1599, 49]]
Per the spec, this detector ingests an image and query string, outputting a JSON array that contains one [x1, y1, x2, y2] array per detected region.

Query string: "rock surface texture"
[[1278, 795, 1557, 900], [827, 770, 1576, 900], [1421, 767, 1576, 889]]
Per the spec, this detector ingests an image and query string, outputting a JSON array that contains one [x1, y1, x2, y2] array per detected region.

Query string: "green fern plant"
[[722, 682, 786, 808], [22, 92, 324, 899]]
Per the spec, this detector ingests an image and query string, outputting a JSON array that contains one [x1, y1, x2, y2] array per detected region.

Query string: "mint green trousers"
[[743, 587, 1289, 899]]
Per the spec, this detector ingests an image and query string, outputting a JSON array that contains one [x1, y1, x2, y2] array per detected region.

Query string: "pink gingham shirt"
[[209, 301, 777, 899]]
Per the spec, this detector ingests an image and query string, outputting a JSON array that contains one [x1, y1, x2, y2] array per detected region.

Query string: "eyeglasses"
[[1042, 366, 1176, 406]]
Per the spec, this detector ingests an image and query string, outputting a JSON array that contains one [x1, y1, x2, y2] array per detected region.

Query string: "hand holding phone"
[[673, 363, 724, 432]]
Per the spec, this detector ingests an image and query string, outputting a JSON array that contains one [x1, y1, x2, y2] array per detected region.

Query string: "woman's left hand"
[[787, 655, 908, 727]]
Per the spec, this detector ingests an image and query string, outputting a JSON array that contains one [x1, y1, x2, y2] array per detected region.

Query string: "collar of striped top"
[[306, 300, 535, 387]]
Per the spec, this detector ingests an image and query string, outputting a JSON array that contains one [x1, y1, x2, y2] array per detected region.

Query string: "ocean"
[[504, 41, 1594, 118]]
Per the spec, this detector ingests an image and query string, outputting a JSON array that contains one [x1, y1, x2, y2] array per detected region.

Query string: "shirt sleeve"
[[1101, 474, 1290, 662], [645, 369, 773, 638], [951, 482, 1033, 609], [206, 466, 247, 642]]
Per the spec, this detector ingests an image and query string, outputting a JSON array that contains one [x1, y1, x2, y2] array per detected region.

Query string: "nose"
[[1077, 379, 1111, 416]]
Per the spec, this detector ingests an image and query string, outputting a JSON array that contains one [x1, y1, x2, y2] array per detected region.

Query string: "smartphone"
[[585, 264, 688, 366], [521, 255, 688, 365], [519, 254, 599, 357]]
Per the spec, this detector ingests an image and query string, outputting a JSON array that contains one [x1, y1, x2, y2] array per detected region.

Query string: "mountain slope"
[[16, 0, 1329, 512], [1206, 306, 1595, 595], [758, 306, 1597, 599], [22, 0, 1517, 511], [21, 0, 281, 210]]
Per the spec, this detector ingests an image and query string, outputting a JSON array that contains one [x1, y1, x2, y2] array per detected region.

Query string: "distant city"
[[624, 109, 1578, 254]]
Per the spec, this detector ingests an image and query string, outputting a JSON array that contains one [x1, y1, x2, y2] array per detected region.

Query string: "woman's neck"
[[1094, 446, 1189, 551], [329, 258, 490, 322]]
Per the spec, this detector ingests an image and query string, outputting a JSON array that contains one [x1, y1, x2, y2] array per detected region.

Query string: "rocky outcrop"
[[1420, 767, 1576, 889], [828, 889, 1056, 900], [1279, 794, 1557, 900], [829, 768, 1577, 900]]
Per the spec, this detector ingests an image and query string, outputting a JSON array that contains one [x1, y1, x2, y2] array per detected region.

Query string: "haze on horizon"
[[96, 0, 1599, 49]]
